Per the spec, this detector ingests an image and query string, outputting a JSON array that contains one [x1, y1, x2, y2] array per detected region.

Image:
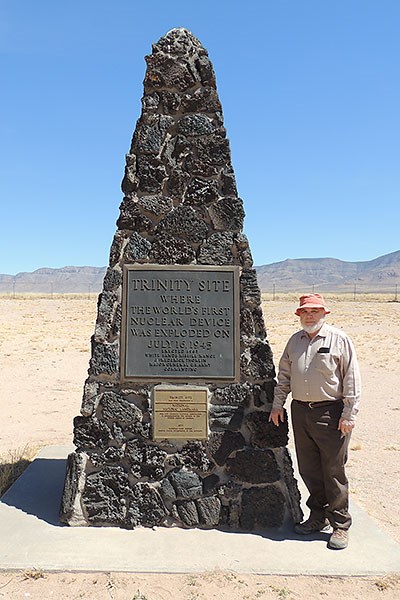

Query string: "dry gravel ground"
[[0, 294, 399, 599], [0, 570, 400, 600]]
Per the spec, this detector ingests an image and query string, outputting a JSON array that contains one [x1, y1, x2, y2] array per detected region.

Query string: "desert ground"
[[0, 293, 399, 599]]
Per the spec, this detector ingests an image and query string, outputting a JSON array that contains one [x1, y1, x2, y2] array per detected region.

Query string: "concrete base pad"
[[1, 446, 399, 575]]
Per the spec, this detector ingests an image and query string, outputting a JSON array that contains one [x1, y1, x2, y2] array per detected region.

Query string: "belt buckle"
[[308, 402, 315, 409]]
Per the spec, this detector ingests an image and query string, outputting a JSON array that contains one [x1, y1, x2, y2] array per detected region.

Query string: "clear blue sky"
[[1, 1, 399, 274]]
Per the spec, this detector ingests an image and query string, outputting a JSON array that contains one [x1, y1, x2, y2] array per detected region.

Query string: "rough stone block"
[[240, 485, 286, 530], [221, 170, 238, 196], [194, 53, 217, 87], [160, 477, 177, 502], [121, 163, 138, 194], [108, 231, 127, 267], [165, 169, 190, 198], [208, 197, 245, 231], [177, 114, 215, 136], [136, 156, 166, 193], [182, 154, 220, 177], [133, 115, 174, 154], [178, 441, 213, 472], [281, 448, 304, 524], [208, 430, 245, 465], [144, 53, 198, 92], [226, 448, 280, 484], [100, 391, 143, 425], [89, 447, 125, 467], [252, 305, 267, 338], [126, 483, 167, 528], [168, 469, 202, 499], [138, 194, 173, 216], [81, 380, 100, 417], [244, 411, 289, 448], [123, 231, 152, 262], [59, 452, 86, 524], [157, 205, 208, 242], [196, 496, 221, 527], [176, 500, 199, 527], [194, 134, 230, 166], [184, 177, 219, 205], [240, 307, 256, 338], [211, 384, 251, 407], [89, 340, 119, 377], [83, 466, 130, 526], [142, 92, 161, 112], [197, 232, 235, 265], [240, 269, 261, 306], [116, 198, 153, 232], [202, 473, 220, 494], [240, 341, 275, 381], [73, 416, 113, 450], [180, 87, 221, 113], [111, 304, 122, 337], [94, 291, 119, 341], [209, 405, 244, 431], [124, 439, 167, 480], [149, 233, 196, 264], [123, 419, 152, 440], [219, 480, 242, 501], [151, 27, 205, 59], [158, 91, 181, 113], [103, 267, 123, 292]]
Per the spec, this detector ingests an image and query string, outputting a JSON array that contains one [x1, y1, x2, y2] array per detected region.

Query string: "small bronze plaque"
[[121, 265, 240, 382], [153, 385, 208, 440]]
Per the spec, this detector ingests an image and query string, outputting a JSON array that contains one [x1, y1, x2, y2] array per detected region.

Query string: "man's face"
[[299, 308, 326, 334]]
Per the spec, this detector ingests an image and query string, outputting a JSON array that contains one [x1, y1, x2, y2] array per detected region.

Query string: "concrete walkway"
[[0, 446, 399, 575]]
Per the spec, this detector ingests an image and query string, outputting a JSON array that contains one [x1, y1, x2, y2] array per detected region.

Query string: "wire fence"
[[0, 279, 399, 302], [0, 281, 99, 298], [262, 282, 399, 302]]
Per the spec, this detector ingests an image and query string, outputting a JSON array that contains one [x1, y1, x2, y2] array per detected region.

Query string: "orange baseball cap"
[[295, 293, 331, 316]]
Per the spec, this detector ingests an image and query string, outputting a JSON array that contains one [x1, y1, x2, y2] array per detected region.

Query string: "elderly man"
[[269, 293, 361, 550]]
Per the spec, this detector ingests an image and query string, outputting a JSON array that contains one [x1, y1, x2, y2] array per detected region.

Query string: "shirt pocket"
[[313, 352, 339, 377]]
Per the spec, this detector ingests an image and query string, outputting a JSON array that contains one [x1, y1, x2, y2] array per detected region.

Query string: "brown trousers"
[[291, 399, 352, 530]]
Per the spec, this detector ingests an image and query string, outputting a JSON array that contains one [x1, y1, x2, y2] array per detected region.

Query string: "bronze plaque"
[[121, 265, 240, 382], [153, 386, 208, 440]]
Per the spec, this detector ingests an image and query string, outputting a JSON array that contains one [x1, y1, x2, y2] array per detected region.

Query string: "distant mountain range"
[[1, 251, 399, 294], [0, 266, 106, 295], [256, 250, 400, 293]]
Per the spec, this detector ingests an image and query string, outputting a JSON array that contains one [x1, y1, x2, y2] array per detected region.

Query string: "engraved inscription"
[[153, 387, 208, 440], [121, 266, 239, 381]]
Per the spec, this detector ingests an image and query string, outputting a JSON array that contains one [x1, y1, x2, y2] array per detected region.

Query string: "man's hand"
[[269, 407, 284, 427], [338, 418, 355, 435]]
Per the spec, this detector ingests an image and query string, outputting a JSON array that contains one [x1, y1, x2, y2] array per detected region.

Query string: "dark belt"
[[293, 399, 343, 409]]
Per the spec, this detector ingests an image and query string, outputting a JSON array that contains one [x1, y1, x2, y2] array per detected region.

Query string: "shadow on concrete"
[[2, 457, 67, 527], [244, 527, 332, 543]]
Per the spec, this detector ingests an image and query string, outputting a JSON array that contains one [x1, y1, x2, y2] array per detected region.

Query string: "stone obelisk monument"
[[60, 28, 302, 530]]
